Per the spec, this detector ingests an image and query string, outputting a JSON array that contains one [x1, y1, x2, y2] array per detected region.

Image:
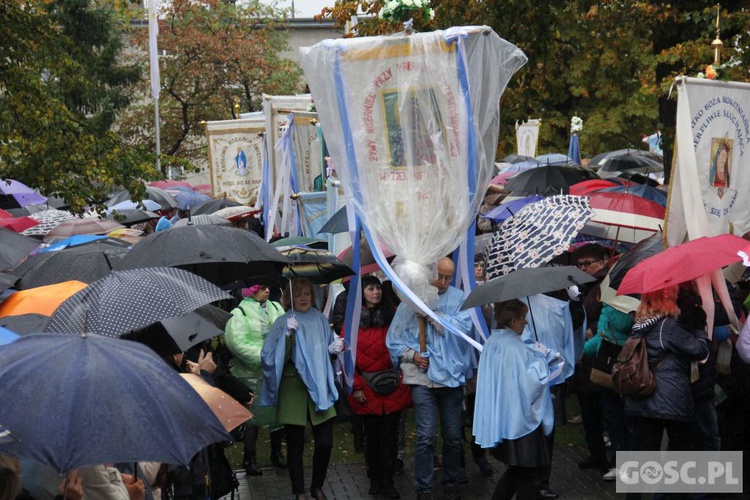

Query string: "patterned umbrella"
[[173, 214, 231, 227], [486, 195, 595, 280], [45, 267, 231, 337], [212, 206, 260, 222], [21, 209, 76, 237], [43, 218, 124, 242]]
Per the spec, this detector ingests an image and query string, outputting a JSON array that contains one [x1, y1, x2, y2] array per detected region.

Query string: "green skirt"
[[276, 371, 336, 427]]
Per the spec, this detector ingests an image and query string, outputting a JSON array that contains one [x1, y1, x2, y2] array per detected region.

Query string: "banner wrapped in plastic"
[[301, 26, 527, 308]]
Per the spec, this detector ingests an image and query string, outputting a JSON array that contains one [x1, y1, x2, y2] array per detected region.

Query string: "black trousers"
[[285, 419, 334, 495], [362, 411, 401, 486], [491, 465, 547, 500]]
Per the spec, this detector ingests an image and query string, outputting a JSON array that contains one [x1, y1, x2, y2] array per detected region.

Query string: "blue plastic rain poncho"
[[473, 328, 564, 448], [386, 286, 474, 387], [521, 294, 576, 381], [260, 309, 339, 412]]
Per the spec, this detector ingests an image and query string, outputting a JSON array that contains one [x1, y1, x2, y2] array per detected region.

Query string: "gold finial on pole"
[[711, 4, 723, 66], [234, 97, 241, 119]]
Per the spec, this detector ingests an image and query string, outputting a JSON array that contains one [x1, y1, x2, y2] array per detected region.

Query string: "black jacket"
[[624, 316, 710, 422]]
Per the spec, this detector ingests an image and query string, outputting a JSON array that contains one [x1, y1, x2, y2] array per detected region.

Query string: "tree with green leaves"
[[0, 0, 158, 212], [318, 0, 750, 181], [118, 0, 304, 174]]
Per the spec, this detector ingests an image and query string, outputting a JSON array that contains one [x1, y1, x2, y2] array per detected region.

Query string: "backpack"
[[611, 319, 669, 397]]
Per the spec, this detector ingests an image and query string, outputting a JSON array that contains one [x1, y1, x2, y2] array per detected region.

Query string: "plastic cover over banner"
[[301, 27, 526, 303]]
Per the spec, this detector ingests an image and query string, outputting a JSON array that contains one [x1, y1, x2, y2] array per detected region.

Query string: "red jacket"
[[345, 324, 412, 416]]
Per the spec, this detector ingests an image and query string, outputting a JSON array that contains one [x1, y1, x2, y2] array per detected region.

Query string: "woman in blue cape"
[[473, 299, 564, 500], [260, 277, 344, 500]]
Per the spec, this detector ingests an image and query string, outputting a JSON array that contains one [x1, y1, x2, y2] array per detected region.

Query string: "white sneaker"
[[602, 467, 617, 481]]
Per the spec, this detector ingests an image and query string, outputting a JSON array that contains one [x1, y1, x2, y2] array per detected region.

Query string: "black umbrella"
[[45, 267, 232, 337], [317, 206, 348, 235], [0, 228, 39, 271], [0, 272, 18, 291], [10, 240, 129, 289], [615, 172, 661, 187], [192, 198, 242, 216], [277, 245, 355, 284], [607, 231, 664, 290], [589, 148, 634, 168], [0, 313, 49, 334], [505, 164, 599, 196], [461, 266, 596, 309], [502, 154, 535, 164], [125, 304, 231, 352], [116, 225, 289, 286], [598, 151, 663, 174], [107, 208, 160, 226], [107, 186, 179, 212]]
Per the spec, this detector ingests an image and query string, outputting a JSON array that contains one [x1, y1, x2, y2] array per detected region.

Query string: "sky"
[[273, 0, 331, 18]]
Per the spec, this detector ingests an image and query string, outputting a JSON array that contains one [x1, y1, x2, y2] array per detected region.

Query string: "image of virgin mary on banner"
[[301, 27, 526, 381]]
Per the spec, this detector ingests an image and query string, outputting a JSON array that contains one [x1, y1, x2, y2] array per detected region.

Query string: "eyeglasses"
[[577, 259, 602, 268]]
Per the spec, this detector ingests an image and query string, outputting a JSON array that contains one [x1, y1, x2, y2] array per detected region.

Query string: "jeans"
[[692, 399, 721, 451], [601, 389, 632, 465], [410, 384, 464, 493]]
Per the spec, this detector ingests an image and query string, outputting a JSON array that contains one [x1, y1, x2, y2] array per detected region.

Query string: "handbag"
[[359, 368, 400, 396], [590, 332, 623, 389]]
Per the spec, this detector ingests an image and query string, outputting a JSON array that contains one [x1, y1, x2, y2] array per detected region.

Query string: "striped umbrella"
[[580, 192, 665, 245]]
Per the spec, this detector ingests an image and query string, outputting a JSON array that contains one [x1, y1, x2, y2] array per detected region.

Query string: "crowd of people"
[[3, 214, 750, 500]]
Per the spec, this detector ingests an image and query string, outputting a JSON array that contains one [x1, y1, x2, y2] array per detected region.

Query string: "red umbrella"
[[0, 216, 39, 233], [569, 179, 622, 196], [579, 192, 665, 245], [617, 234, 748, 295]]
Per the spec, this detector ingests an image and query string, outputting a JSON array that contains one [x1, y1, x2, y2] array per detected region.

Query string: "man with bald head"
[[387, 257, 474, 500]]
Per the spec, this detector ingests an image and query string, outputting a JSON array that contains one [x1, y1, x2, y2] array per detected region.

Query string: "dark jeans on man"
[[285, 419, 334, 495], [578, 391, 607, 463]]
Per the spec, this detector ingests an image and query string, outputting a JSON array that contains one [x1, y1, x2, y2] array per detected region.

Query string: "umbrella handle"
[[419, 316, 427, 352]]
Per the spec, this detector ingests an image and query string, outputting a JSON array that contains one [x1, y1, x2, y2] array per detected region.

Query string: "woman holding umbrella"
[[260, 277, 344, 500], [473, 299, 564, 500]]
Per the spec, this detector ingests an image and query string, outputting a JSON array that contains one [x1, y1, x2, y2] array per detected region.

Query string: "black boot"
[[244, 424, 262, 476], [270, 428, 287, 468]]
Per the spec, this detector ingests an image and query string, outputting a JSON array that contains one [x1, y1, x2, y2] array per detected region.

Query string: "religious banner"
[[666, 77, 750, 245], [262, 94, 313, 185], [302, 26, 526, 342], [516, 118, 541, 158], [205, 117, 265, 204], [291, 111, 326, 194]]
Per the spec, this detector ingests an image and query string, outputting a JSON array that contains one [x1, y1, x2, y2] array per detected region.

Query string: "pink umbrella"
[[569, 179, 623, 196], [0, 217, 39, 233], [490, 172, 515, 186], [148, 179, 193, 190], [580, 192, 665, 245]]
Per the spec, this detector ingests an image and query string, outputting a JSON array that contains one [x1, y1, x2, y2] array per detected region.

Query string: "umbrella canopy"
[[481, 195, 543, 224], [580, 192, 665, 245], [107, 186, 179, 212], [0, 333, 230, 472], [0, 281, 88, 317], [173, 191, 212, 211], [40, 234, 115, 252], [192, 198, 242, 216], [149, 179, 193, 190], [618, 234, 749, 295], [173, 214, 231, 227], [607, 231, 664, 290], [535, 153, 574, 165], [127, 304, 231, 353], [497, 159, 541, 175], [180, 373, 252, 432], [569, 179, 623, 196], [271, 236, 328, 249], [106, 208, 160, 227], [45, 267, 231, 337], [338, 238, 397, 276], [614, 171, 661, 187], [11, 240, 129, 289], [589, 148, 636, 168], [462, 266, 596, 309], [0, 273, 18, 291], [0, 228, 39, 271], [21, 209, 76, 237], [598, 150, 664, 174], [490, 171, 515, 186], [0, 216, 39, 233], [502, 154, 535, 164], [212, 205, 260, 222], [108, 199, 161, 212], [598, 184, 667, 208], [117, 225, 289, 286], [43, 218, 125, 242], [317, 206, 348, 235], [0, 326, 19, 345], [277, 245, 355, 284], [486, 195, 595, 280], [0, 313, 49, 335], [0, 179, 47, 209], [505, 164, 598, 196]]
